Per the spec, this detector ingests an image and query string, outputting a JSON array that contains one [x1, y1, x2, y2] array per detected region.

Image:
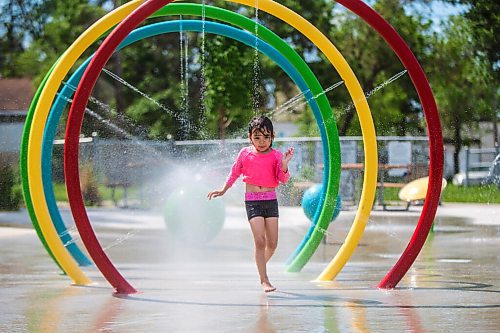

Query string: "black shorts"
[[245, 199, 279, 220]]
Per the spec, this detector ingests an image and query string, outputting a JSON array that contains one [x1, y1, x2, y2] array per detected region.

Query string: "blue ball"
[[301, 183, 341, 223]]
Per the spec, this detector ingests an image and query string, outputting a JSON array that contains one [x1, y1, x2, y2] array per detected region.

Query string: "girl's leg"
[[249, 216, 275, 292], [264, 217, 279, 263]]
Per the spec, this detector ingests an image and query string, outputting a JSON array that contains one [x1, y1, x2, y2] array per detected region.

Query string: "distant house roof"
[[0, 78, 34, 113]]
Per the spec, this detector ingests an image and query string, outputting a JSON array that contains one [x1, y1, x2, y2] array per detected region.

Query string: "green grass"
[[53, 183, 137, 203], [52, 183, 68, 202], [377, 187, 401, 202], [441, 184, 500, 203], [52, 183, 499, 205], [379, 184, 500, 204]]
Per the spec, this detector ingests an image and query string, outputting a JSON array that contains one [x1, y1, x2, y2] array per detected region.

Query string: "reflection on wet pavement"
[[0, 204, 499, 332]]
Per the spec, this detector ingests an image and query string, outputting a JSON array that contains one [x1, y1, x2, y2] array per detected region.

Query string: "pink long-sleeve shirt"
[[225, 146, 290, 188]]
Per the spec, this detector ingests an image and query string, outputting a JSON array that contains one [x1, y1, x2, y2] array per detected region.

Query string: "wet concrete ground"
[[0, 203, 499, 332]]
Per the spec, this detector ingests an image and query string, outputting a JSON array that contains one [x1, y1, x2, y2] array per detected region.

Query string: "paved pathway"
[[0, 203, 499, 332]]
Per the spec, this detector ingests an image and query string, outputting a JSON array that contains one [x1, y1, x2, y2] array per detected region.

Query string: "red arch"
[[64, 0, 174, 294], [336, 0, 444, 288]]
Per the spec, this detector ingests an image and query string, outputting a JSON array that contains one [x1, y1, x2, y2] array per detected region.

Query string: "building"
[[0, 78, 34, 166]]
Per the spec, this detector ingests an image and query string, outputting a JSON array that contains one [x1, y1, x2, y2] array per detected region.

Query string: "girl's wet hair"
[[248, 115, 274, 136]]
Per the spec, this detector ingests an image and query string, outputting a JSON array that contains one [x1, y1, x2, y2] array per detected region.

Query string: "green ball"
[[163, 185, 225, 245]]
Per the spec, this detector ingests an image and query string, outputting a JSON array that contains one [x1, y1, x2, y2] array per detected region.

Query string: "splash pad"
[[20, 0, 443, 294]]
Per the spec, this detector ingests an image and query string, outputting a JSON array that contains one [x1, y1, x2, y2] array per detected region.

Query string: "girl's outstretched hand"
[[207, 189, 226, 200], [283, 147, 294, 163]]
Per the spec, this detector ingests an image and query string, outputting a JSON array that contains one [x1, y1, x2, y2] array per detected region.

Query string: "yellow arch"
[[27, 0, 377, 285], [227, 0, 378, 278], [27, 0, 145, 285]]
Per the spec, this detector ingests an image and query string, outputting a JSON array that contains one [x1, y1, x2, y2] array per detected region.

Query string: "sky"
[[406, 0, 468, 28], [0, 0, 468, 46]]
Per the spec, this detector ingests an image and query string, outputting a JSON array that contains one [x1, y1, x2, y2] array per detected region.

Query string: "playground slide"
[[399, 176, 447, 202]]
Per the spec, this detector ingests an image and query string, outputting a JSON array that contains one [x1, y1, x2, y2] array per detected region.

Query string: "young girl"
[[208, 116, 294, 292]]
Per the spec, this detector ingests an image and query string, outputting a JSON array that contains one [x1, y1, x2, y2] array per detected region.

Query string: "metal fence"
[[52, 136, 430, 207], [461, 146, 500, 186]]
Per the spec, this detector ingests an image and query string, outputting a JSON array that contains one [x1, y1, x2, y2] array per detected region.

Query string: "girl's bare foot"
[[261, 281, 276, 292]]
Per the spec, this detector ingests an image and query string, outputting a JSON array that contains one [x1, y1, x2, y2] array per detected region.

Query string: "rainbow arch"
[[21, 0, 443, 294]]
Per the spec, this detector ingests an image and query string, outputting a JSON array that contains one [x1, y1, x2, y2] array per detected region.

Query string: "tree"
[[438, 0, 499, 147], [5, 0, 106, 80], [4, 0, 495, 147], [328, 0, 435, 136], [124, 30, 260, 141], [441, 0, 499, 79], [430, 16, 495, 174], [0, 0, 51, 77], [202, 34, 261, 139]]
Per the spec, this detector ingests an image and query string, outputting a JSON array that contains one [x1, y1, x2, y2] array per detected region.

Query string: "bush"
[[80, 163, 102, 206], [0, 165, 23, 211]]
